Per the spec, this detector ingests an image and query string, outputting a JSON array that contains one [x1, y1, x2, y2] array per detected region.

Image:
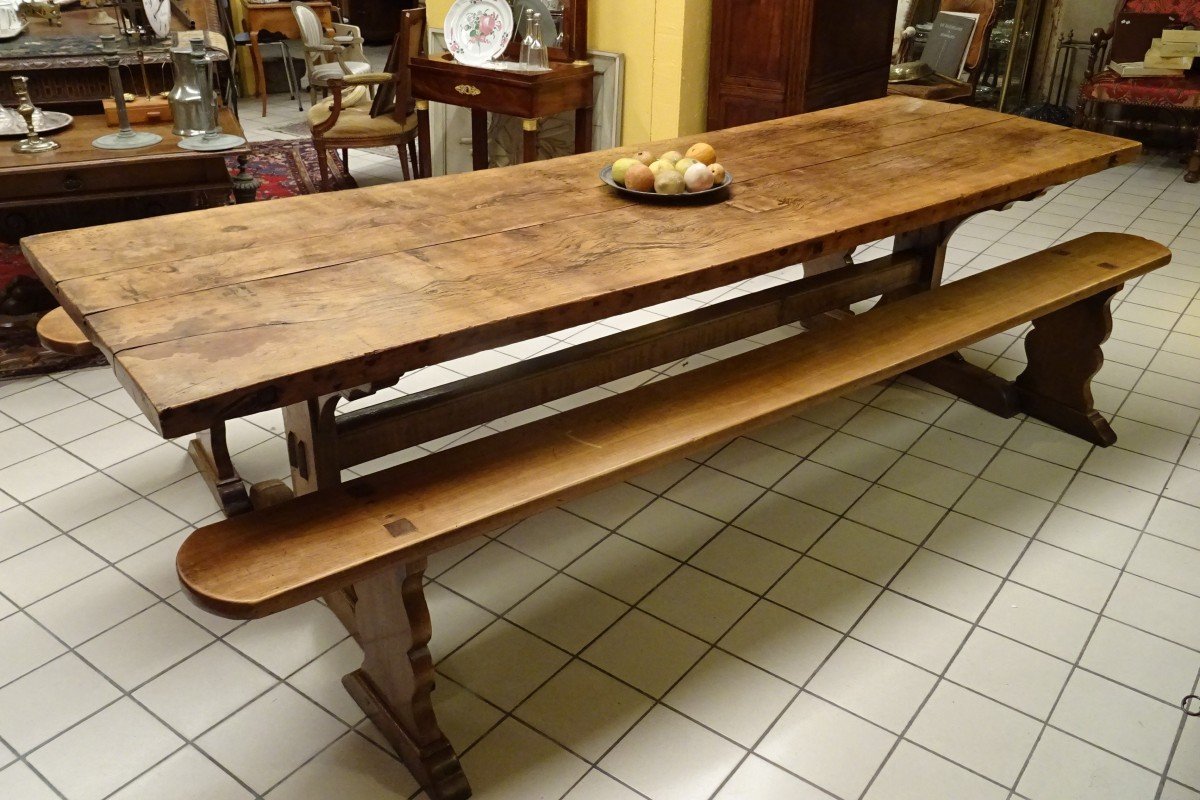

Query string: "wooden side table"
[[0, 109, 246, 244], [241, 0, 335, 116], [409, 53, 594, 173]]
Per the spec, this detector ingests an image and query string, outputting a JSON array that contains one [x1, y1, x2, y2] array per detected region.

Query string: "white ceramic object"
[[141, 0, 170, 38], [444, 0, 512, 66]]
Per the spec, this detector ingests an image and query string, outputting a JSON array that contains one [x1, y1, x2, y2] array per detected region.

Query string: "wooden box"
[[102, 96, 173, 126]]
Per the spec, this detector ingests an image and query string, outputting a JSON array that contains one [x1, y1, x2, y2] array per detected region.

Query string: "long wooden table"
[[21, 94, 1140, 795], [21, 96, 1139, 514]]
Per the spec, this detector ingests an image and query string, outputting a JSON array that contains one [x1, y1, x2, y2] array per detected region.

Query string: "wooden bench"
[[36, 306, 99, 356], [177, 232, 1169, 800]]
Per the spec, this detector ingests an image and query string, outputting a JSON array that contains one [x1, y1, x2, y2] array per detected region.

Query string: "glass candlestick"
[[178, 44, 245, 151], [92, 45, 162, 149], [10, 76, 59, 154]]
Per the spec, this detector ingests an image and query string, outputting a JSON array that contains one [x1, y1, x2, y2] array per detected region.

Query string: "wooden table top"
[[0, 109, 246, 174], [23, 96, 1141, 438]]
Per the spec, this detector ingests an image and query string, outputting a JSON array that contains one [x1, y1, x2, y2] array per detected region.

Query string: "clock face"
[[142, 0, 169, 38]]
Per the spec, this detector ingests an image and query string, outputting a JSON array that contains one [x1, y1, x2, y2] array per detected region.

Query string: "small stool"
[[36, 307, 98, 356]]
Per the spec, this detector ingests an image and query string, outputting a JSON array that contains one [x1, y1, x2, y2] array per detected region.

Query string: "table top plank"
[[23, 97, 1140, 438], [27, 96, 963, 281], [51, 102, 994, 317]]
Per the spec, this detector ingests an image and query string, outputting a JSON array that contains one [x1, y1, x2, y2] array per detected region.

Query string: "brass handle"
[[454, 84, 481, 96]]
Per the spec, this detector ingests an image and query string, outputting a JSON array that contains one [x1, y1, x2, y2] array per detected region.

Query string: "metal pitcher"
[[167, 40, 211, 136]]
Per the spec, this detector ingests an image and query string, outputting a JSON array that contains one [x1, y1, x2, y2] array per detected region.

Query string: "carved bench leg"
[[189, 422, 253, 517], [1014, 286, 1121, 447], [342, 560, 471, 800]]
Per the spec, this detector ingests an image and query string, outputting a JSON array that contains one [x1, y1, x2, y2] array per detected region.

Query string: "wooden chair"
[[291, 1, 372, 106], [1076, 0, 1200, 182], [306, 6, 425, 188], [893, 0, 918, 63], [889, 0, 1000, 102]]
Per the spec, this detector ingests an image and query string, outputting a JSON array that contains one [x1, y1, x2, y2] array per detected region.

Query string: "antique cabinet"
[[707, 0, 895, 130]]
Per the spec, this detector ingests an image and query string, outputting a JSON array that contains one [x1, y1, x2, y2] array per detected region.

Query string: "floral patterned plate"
[[445, 0, 513, 66]]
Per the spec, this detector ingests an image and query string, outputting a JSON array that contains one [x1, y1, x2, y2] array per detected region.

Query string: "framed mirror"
[[501, 0, 587, 61]]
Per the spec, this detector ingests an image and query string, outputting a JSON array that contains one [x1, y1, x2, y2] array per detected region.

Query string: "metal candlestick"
[[93, 36, 162, 149], [137, 50, 152, 99], [178, 43, 244, 151], [10, 76, 59, 154]]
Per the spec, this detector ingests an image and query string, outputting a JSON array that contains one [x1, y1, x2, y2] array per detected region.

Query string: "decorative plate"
[[0, 106, 73, 137], [600, 166, 733, 204], [445, 0, 512, 66]]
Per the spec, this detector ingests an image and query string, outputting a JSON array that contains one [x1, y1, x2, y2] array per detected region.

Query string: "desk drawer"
[[0, 159, 226, 204], [413, 75, 536, 118]]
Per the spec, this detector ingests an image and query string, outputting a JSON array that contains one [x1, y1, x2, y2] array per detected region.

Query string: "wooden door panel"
[[707, 0, 892, 130], [715, 0, 795, 84], [712, 95, 786, 128], [806, 0, 892, 89]]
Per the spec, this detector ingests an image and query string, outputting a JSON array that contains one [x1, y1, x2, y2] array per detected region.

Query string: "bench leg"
[[1014, 286, 1120, 447], [343, 560, 471, 800], [884, 219, 1022, 417], [189, 422, 253, 517]]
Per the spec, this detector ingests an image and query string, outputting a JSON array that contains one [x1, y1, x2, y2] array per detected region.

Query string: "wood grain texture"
[[176, 232, 1170, 619], [24, 97, 1142, 438]]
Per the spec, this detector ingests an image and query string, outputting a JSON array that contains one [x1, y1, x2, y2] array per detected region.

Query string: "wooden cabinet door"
[[803, 0, 894, 112], [706, 0, 892, 130], [706, 0, 802, 130]]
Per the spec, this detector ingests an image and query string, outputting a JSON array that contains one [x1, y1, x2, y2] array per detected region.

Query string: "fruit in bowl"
[[605, 142, 727, 196], [623, 162, 655, 192]]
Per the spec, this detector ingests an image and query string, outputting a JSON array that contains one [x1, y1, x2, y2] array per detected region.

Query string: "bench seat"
[[178, 231, 1170, 620]]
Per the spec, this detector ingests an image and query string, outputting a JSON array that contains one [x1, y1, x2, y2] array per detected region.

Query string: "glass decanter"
[[519, 10, 549, 70]]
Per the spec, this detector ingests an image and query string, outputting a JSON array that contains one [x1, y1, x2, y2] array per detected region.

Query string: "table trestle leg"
[[188, 422, 253, 517], [1015, 285, 1121, 447], [884, 216, 1023, 418], [342, 560, 471, 800]]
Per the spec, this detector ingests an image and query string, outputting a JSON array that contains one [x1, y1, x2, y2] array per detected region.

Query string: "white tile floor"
[[3, 99, 1200, 798]]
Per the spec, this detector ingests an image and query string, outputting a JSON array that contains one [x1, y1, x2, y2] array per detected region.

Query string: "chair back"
[[290, 2, 325, 48], [893, 0, 916, 60], [1123, 0, 1200, 27], [938, 0, 1000, 79], [370, 6, 426, 121]]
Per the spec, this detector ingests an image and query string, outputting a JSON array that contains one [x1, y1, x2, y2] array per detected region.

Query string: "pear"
[[624, 163, 655, 192], [659, 150, 684, 165], [611, 158, 639, 186], [708, 163, 727, 183], [633, 150, 654, 166], [674, 157, 700, 175], [654, 171, 687, 195], [684, 161, 715, 192], [648, 159, 675, 178], [685, 142, 717, 165]]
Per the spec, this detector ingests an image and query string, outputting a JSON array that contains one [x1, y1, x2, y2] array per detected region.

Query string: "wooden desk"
[[23, 96, 1137, 792], [0, 8, 226, 108], [241, 0, 334, 117], [410, 52, 594, 171], [0, 109, 245, 243]]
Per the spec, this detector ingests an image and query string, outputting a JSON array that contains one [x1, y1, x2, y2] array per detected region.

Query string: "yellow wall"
[[423, 0, 711, 144]]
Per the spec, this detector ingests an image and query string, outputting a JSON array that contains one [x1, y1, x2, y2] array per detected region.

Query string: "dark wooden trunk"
[[707, 0, 895, 130]]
